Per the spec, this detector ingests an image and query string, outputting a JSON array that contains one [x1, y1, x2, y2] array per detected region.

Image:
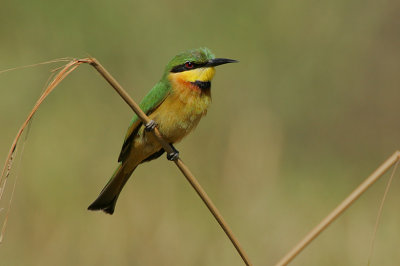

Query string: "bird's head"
[[164, 47, 237, 90]]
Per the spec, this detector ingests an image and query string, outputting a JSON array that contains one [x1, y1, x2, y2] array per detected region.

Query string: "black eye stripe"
[[170, 62, 208, 73]]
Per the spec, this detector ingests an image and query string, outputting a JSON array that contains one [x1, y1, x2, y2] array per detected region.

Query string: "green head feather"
[[164, 47, 215, 74]]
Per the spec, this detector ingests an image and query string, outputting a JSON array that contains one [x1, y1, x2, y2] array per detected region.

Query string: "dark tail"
[[88, 163, 135, 214]]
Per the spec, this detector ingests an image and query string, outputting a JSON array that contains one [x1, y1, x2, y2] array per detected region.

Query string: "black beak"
[[206, 58, 238, 67]]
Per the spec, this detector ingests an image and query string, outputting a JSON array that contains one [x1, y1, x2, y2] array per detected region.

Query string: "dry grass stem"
[[0, 58, 73, 75], [0, 59, 85, 242], [0, 129, 30, 243], [0, 59, 84, 201], [275, 151, 400, 266], [367, 158, 399, 264]]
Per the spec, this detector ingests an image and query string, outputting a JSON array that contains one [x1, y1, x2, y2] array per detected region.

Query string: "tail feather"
[[88, 163, 135, 214]]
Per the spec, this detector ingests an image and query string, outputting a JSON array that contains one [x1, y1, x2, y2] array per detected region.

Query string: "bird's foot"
[[167, 151, 179, 161], [167, 144, 179, 161], [145, 120, 157, 132]]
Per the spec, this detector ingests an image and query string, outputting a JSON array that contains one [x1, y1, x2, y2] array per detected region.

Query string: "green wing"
[[118, 81, 171, 162]]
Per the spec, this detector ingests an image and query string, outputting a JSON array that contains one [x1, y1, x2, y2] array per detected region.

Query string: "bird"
[[88, 47, 237, 214]]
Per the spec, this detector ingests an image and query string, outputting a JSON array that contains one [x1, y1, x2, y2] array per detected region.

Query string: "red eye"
[[185, 61, 194, 69]]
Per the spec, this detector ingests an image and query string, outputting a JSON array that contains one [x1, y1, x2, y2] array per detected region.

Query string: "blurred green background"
[[1, 0, 400, 265]]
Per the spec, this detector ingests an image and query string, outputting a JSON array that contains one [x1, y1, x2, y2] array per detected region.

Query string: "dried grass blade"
[[0, 59, 84, 200]]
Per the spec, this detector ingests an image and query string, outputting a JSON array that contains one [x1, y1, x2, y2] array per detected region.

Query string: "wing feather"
[[117, 81, 170, 162]]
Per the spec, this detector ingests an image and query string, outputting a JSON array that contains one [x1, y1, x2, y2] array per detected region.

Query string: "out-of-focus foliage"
[[0, 0, 399, 265]]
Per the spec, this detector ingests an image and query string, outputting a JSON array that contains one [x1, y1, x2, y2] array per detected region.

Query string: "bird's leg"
[[144, 121, 178, 160], [145, 120, 157, 132], [167, 144, 180, 161]]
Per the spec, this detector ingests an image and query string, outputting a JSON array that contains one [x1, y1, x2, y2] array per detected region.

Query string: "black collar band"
[[192, 81, 211, 90]]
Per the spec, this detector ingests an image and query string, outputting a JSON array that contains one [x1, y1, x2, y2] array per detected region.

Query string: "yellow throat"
[[168, 67, 216, 84]]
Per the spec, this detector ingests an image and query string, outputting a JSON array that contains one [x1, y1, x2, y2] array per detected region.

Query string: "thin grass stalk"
[[367, 158, 399, 264], [275, 151, 400, 266], [0, 59, 84, 242], [0, 60, 83, 200]]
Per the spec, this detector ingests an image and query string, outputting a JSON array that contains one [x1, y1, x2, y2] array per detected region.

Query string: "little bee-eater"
[[88, 47, 237, 214]]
